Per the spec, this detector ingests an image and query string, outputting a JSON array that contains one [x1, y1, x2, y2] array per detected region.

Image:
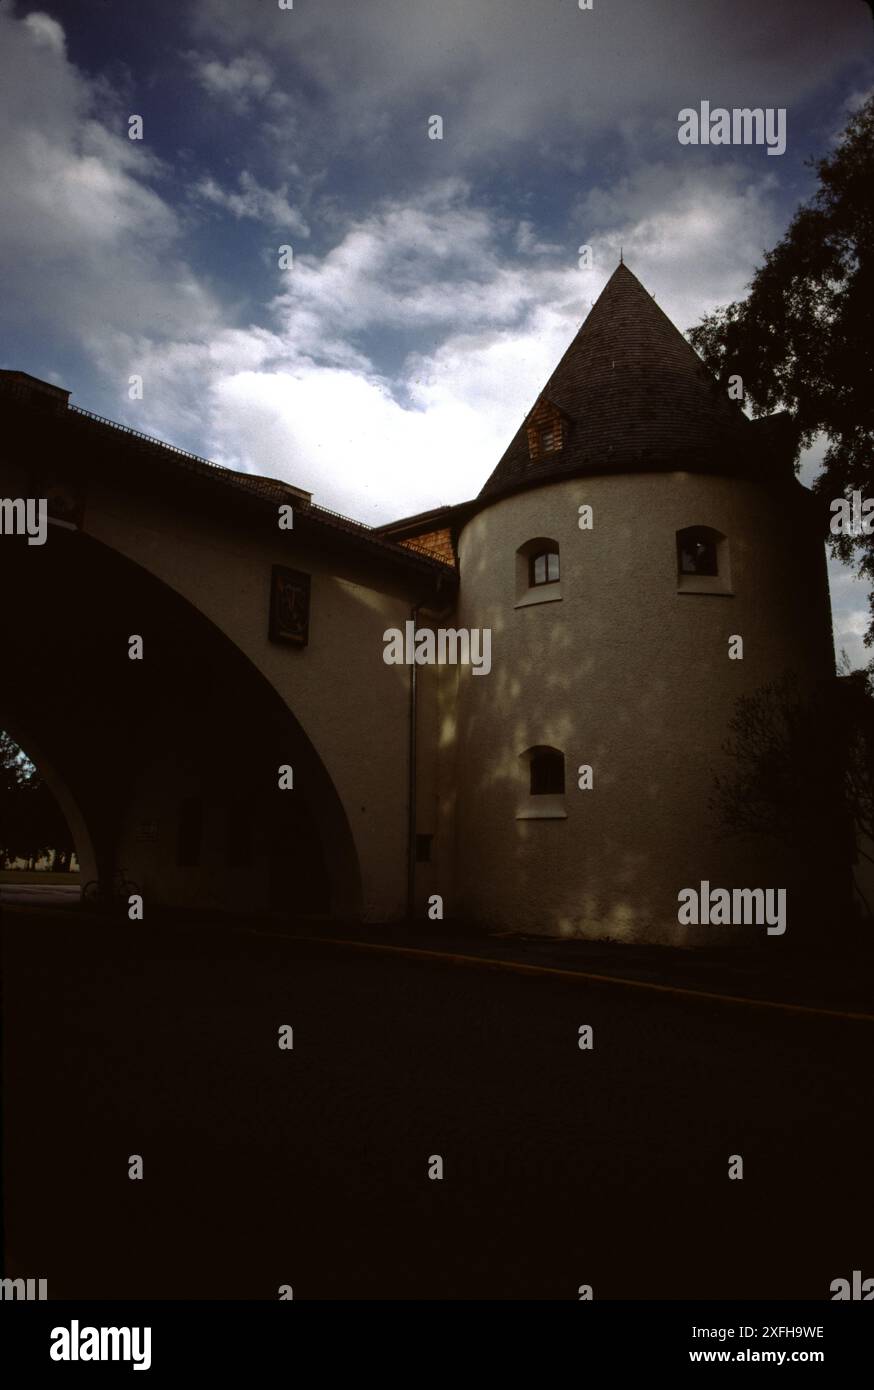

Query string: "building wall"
[[399, 528, 454, 564], [410, 645, 460, 918], [0, 428, 847, 940], [51, 476, 423, 922], [452, 469, 835, 944], [854, 832, 874, 922]]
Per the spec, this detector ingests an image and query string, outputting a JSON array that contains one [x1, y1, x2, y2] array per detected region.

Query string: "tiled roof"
[[478, 262, 773, 501]]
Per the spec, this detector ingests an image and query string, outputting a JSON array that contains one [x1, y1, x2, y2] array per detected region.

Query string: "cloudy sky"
[[1, 0, 872, 662]]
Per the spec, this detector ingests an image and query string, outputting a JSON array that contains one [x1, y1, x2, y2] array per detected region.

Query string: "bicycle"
[[81, 868, 141, 913]]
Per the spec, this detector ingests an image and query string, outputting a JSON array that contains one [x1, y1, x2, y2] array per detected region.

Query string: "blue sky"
[[1, 0, 872, 662]]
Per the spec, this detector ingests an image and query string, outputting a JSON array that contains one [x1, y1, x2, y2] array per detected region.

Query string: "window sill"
[[677, 575, 733, 596], [676, 587, 734, 597], [515, 586, 562, 609], [517, 797, 567, 820]]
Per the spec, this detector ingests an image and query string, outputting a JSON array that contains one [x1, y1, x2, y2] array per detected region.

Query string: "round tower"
[[452, 263, 835, 945]]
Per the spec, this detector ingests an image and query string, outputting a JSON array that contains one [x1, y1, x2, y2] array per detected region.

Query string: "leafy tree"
[[711, 664, 874, 921], [688, 95, 874, 654]]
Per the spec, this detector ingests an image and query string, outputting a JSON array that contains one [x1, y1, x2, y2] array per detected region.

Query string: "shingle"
[[478, 262, 765, 500]]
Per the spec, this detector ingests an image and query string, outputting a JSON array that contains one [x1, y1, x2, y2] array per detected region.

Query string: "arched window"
[[530, 549, 560, 587], [677, 526, 719, 576], [676, 526, 732, 595], [517, 745, 567, 819], [516, 537, 562, 607], [530, 747, 565, 795]]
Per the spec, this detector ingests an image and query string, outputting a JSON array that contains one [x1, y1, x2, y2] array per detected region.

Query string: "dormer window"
[[539, 421, 564, 454], [526, 397, 568, 461]]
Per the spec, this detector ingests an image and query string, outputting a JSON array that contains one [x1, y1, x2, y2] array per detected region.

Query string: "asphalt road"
[[0, 883, 80, 906], [2, 914, 871, 1300]]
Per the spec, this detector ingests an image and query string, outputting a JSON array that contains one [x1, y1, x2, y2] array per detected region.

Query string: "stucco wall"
[[0, 435, 845, 940], [79, 481, 418, 921], [452, 469, 835, 944]]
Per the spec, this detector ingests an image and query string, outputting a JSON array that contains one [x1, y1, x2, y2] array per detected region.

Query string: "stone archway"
[[0, 527, 362, 919]]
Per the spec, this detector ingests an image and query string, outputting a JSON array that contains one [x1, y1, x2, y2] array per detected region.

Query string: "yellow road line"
[[262, 932, 874, 1024], [6, 903, 868, 1023]]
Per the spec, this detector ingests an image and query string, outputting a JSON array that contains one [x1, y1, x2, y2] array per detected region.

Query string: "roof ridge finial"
[[620, 246, 623, 265]]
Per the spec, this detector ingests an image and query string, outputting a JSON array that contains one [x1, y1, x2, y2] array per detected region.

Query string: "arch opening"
[[0, 527, 362, 921], [0, 726, 89, 906]]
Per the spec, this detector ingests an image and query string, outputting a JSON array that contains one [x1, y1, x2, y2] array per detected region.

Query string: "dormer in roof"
[[525, 397, 570, 463], [478, 261, 790, 502]]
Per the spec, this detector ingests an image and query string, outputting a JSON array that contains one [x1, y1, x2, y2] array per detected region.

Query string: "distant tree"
[[711, 665, 874, 920], [0, 731, 76, 870], [0, 731, 34, 864], [0, 730, 31, 785], [688, 95, 874, 655]]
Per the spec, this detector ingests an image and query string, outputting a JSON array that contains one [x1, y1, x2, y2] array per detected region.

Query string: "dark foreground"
[[2, 913, 871, 1300]]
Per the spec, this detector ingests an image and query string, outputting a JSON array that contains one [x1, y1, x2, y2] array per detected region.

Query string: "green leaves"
[[688, 97, 874, 653]]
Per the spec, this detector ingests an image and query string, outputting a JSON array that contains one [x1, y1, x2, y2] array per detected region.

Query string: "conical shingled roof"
[[478, 262, 760, 500]]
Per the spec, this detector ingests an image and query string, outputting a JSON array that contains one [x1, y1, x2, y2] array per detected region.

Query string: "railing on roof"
[[69, 404, 385, 534], [69, 404, 227, 473], [66, 403, 458, 568], [308, 501, 374, 530]]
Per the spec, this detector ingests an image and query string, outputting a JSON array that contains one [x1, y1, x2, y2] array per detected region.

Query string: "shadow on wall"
[[0, 527, 361, 920], [450, 492, 846, 945]]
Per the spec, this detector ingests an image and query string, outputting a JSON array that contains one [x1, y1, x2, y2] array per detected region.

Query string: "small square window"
[[678, 530, 718, 576]]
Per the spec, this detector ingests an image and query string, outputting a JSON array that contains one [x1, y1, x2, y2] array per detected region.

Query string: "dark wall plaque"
[[269, 564, 310, 647]]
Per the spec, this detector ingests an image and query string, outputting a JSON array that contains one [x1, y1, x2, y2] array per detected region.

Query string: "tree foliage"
[[688, 95, 874, 649], [0, 731, 76, 870], [711, 667, 874, 918]]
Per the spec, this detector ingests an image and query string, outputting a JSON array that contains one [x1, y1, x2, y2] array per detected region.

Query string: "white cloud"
[[0, 0, 867, 666], [3, 0, 867, 650], [0, 4, 220, 351], [22, 9, 64, 55], [95, 165, 793, 527], [575, 162, 783, 333], [829, 562, 872, 671], [193, 171, 309, 234], [190, 0, 866, 163], [515, 221, 564, 256], [192, 51, 283, 113]]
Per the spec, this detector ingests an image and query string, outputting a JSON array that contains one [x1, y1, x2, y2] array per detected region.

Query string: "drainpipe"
[[406, 572, 456, 921], [406, 603, 419, 920]]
